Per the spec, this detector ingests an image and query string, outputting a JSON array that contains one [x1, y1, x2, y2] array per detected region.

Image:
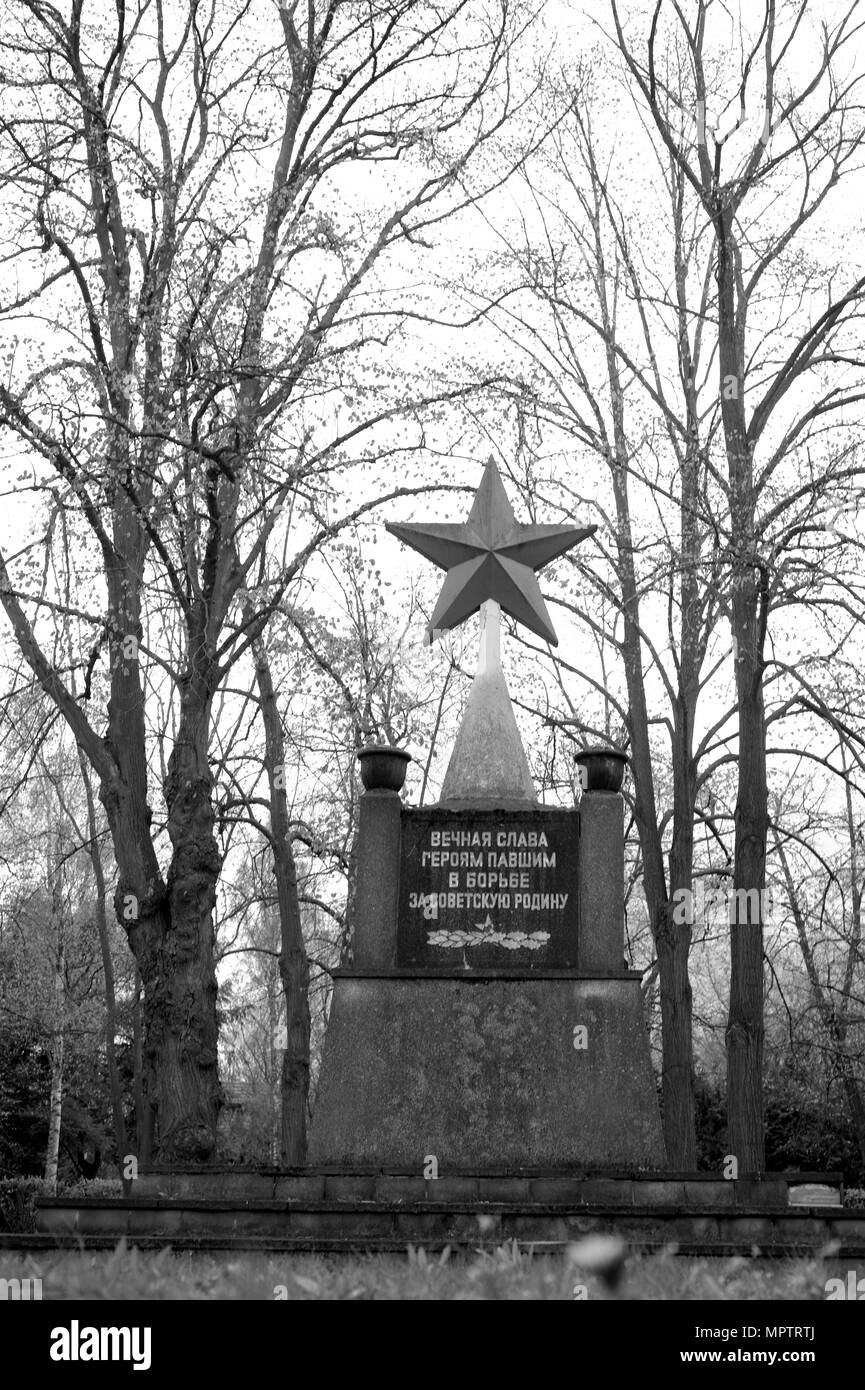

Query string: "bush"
[[0, 1024, 49, 1175], [694, 1075, 865, 1184], [57, 1177, 123, 1200], [0, 1175, 125, 1232], [0, 1176, 51, 1232], [694, 1076, 728, 1171]]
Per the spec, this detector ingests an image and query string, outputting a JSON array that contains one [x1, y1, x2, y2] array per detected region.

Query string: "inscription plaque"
[[397, 808, 579, 967]]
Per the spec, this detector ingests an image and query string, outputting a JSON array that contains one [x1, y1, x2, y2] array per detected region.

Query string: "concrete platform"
[[23, 1170, 855, 1255], [28, 1190, 861, 1255], [127, 1168, 841, 1206]]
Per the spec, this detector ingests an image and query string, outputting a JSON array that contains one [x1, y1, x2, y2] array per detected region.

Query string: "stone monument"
[[308, 459, 666, 1169]]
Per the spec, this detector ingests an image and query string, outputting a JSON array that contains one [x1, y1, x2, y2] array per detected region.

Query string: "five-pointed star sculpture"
[[386, 458, 596, 645]]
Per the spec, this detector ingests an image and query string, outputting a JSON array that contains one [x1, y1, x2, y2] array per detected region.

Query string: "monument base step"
[[8, 1228, 865, 1257], [129, 1167, 843, 1207], [29, 1173, 861, 1255]]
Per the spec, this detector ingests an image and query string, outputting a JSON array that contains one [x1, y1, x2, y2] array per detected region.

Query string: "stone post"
[[578, 791, 625, 972], [351, 789, 401, 968]]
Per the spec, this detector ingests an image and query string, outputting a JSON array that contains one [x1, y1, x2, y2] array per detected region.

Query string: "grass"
[[0, 1243, 855, 1300]]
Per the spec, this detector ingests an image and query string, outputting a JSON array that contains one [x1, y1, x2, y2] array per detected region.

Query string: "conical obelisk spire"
[[439, 600, 536, 806]]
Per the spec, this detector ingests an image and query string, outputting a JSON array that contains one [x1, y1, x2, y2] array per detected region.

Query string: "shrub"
[[0, 1176, 51, 1232], [694, 1075, 865, 1184], [0, 1175, 124, 1232]]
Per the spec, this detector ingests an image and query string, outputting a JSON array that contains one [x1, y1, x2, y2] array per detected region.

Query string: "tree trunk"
[[839, 748, 865, 1171], [716, 206, 766, 1172], [101, 679, 224, 1163], [43, 828, 65, 1192], [726, 644, 767, 1171], [131, 967, 149, 1166], [78, 750, 130, 1185], [160, 690, 224, 1160], [253, 635, 311, 1165], [44, 1023, 64, 1194], [44, 941, 64, 1193], [595, 234, 697, 1165], [265, 948, 280, 1165]]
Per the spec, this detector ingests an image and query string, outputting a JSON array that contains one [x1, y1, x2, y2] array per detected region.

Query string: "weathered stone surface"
[[398, 807, 579, 967], [579, 793, 625, 972], [683, 1181, 736, 1207], [444, 1212, 502, 1238], [637, 1180, 685, 1207], [831, 1217, 865, 1238], [773, 1216, 825, 1240], [37, 1206, 79, 1234], [394, 1211, 450, 1239], [33, 1195, 865, 1252], [137, 1170, 273, 1199], [477, 1177, 531, 1201], [578, 1177, 635, 1205], [352, 791, 401, 968], [288, 1211, 390, 1237], [667, 1215, 719, 1242], [530, 1177, 598, 1203], [375, 1176, 427, 1203], [564, 1212, 613, 1236], [76, 1207, 130, 1235], [439, 661, 537, 806], [307, 976, 667, 1168], [127, 1206, 181, 1235], [510, 1215, 569, 1241], [727, 1216, 771, 1241], [272, 1175, 325, 1202], [426, 1176, 479, 1201], [324, 1174, 375, 1201], [133, 1174, 174, 1197], [735, 1178, 788, 1208]]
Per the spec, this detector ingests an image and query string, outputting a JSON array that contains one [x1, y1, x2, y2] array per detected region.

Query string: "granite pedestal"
[[308, 788, 666, 1169]]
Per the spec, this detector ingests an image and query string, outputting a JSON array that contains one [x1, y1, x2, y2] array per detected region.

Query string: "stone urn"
[[357, 744, 412, 792], [575, 746, 629, 794]]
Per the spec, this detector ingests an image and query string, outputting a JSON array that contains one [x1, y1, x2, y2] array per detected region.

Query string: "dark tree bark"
[[252, 634, 311, 1165], [715, 204, 767, 1170], [77, 751, 131, 1183]]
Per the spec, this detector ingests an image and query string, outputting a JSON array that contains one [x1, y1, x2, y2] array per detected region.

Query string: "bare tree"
[[0, 0, 530, 1159], [609, 0, 865, 1169]]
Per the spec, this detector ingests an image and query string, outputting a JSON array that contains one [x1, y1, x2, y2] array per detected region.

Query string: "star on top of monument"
[[385, 458, 596, 645]]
